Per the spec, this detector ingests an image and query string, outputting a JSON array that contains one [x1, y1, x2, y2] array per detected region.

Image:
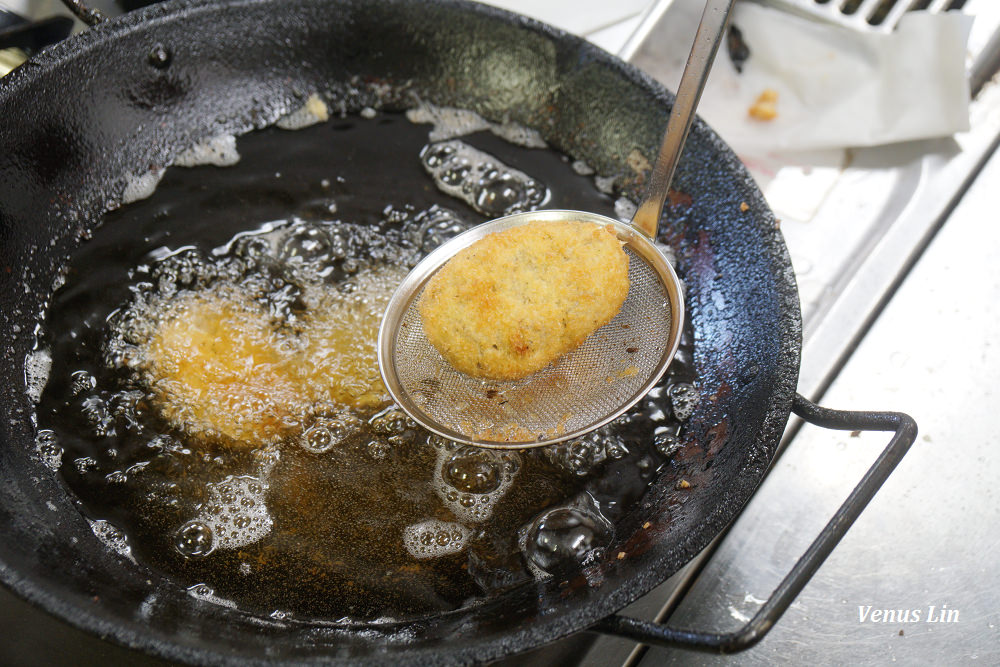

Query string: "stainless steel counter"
[[575, 1, 1000, 664], [631, 106, 1000, 667]]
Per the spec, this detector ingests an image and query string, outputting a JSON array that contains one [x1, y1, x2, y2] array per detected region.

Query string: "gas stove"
[[1, 0, 998, 665]]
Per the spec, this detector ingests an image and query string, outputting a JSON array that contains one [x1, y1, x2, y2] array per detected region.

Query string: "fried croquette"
[[418, 220, 629, 380], [143, 288, 301, 445], [136, 266, 405, 447], [296, 266, 407, 410]]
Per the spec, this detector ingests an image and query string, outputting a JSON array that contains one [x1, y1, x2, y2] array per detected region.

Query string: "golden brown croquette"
[[418, 221, 629, 380]]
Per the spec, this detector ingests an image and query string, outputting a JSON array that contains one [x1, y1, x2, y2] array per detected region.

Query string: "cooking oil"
[[32, 110, 698, 621]]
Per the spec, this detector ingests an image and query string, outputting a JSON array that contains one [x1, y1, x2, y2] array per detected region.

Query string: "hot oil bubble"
[[80, 395, 114, 437], [669, 383, 700, 421], [519, 493, 613, 576], [174, 519, 215, 558], [366, 440, 390, 460], [419, 140, 548, 217], [88, 519, 134, 561], [444, 446, 501, 494], [300, 414, 359, 453], [253, 446, 281, 476], [74, 456, 98, 474], [654, 431, 682, 458], [440, 163, 470, 187], [475, 174, 530, 217], [151, 248, 217, 295], [539, 428, 628, 478], [192, 475, 272, 551], [301, 424, 336, 453], [280, 224, 332, 264], [432, 439, 519, 523], [381, 204, 412, 226], [422, 143, 455, 168], [70, 370, 96, 396], [401, 205, 473, 254], [232, 235, 274, 262], [403, 519, 471, 560], [368, 406, 415, 435], [188, 583, 213, 597], [186, 583, 237, 608], [34, 429, 63, 471]]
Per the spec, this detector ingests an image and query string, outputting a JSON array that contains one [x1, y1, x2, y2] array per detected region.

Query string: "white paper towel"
[[694, 3, 974, 152]]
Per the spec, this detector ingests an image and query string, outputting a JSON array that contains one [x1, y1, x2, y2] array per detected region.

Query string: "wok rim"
[[0, 0, 802, 663]]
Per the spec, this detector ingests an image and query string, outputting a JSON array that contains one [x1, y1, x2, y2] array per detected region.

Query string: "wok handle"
[[59, 0, 106, 27], [593, 393, 917, 653]]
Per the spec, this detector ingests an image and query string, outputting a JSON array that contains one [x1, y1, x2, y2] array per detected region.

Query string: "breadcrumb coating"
[[137, 266, 404, 447], [144, 289, 299, 445], [419, 221, 629, 380]]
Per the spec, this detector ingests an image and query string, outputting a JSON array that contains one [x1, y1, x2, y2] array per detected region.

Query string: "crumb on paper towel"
[[748, 89, 779, 121]]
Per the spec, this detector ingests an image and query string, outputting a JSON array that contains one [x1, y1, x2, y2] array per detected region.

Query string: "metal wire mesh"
[[390, 246, 674, 446]]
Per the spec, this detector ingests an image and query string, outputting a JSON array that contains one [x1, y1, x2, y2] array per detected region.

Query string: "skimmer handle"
[[632, 0, 736, 239]]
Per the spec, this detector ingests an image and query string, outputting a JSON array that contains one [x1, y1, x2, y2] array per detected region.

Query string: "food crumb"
[[617, 551, 626, 560], [276, 93, 329, 130], [850, 430, 861, 437], [678, 479, 691, 489], [898, 629, 904, 636], [419, 220, 629, 380], [748, 88, 779, 121], [305, 95, 328, 118], [626, 347, 638, 354], [627, 148, 652, 176], [642, 521, 651, 530], [739, 201, 749, 212], [618, 365, 639, 378]]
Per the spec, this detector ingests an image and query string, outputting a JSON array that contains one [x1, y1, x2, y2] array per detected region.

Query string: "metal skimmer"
[[379, 212, 683, 448], [378, 0, 736, 448]]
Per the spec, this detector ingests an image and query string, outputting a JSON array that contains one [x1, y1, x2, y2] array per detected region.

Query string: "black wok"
[[0, 0, 915, 663]]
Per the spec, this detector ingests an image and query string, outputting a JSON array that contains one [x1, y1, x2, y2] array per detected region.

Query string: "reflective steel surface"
[[576, 0, 1000, 664], [630, 107, 1000, 667], [2, 0, 999, 664]]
